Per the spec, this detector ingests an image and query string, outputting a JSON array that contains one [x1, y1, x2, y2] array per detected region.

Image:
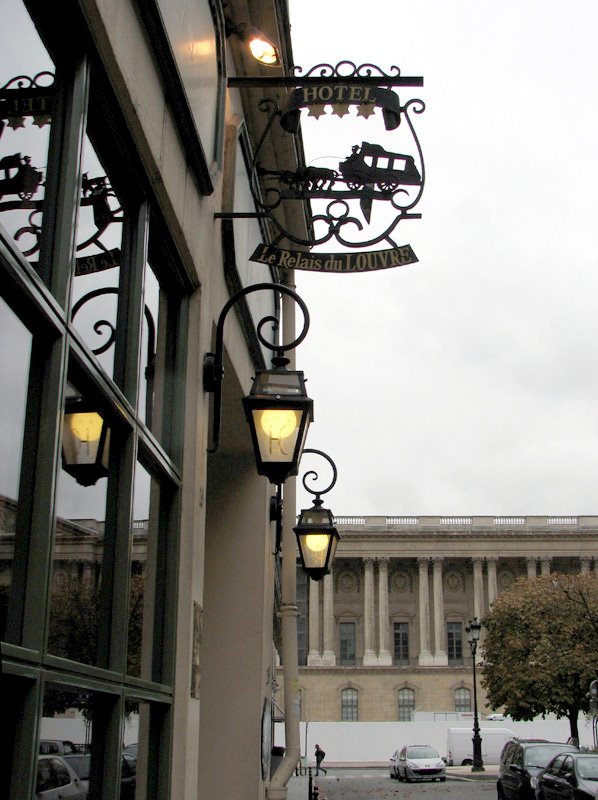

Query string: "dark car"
[[497, 740, 580, 800], [536, 752, 598, 800]]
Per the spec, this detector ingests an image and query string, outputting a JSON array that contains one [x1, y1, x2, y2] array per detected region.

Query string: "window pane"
[[127, 462, 163, 679], [49, 383, 109, 666], [339, 622, 356, 666], [0, 0, 54, 266], [454, 687, 471, 712], [447, 622, 463, 665], [0, 296, 31, 638], [393, 622, 409, 665], [341, 688, 358, 721], [398, 688, 415, 721], [70, 137, 123, 382]]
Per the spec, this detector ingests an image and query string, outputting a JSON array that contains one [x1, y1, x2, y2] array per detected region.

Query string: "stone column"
[[377, 558, 392, 665], [487, 557, 498, 606], [418, 558, 434, 665], [363, 558, 378, 665], [321, 570, 336, 665], [472, 557, 484, 620], [432, 557, 448, 665], [540, 557, 551, 576], [580, 557, 592, 575], [307, 577, 322, 665], [526, 557, 538, 579]]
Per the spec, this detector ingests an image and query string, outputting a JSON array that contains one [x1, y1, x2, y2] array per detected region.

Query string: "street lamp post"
[[465, 617, 484, 772]]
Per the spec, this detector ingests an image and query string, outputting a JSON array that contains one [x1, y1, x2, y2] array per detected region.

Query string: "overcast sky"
[[288, 0, 598, 516]]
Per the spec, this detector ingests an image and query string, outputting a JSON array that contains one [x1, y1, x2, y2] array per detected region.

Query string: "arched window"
[[398, 688, 415, 721], [341, 688, 358, 721], [454, 687, 471, 712]]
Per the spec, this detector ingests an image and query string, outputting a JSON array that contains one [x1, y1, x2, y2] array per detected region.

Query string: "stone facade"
[[279, 514, 598, 722]]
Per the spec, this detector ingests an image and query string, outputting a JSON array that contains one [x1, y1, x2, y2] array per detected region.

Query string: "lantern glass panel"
[[62, 411, 108, 467], [251, 407, 301, 465]]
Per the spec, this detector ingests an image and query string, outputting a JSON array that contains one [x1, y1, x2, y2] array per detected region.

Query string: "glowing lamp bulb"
[[260, 409, 298, 440], [305, 533, 329, 553], [68, 412, 103, 443]]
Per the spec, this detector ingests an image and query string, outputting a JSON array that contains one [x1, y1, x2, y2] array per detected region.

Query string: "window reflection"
[[0, 0, 54, 264], [0, 296, 32, 637], [50, 385, 109, 666], [70, 137, 123, 381]]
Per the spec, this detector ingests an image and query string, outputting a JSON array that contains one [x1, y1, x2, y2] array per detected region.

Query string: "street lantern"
[[204, 282, 312, 485], [226, 21, 281, 67], [243, 358, 313, 485], [465, 617, 484, 772], [294, 449, 340, 580], [62, 398, 110, 486]]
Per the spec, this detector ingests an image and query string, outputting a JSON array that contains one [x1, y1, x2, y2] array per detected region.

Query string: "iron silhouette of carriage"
[[338, 142, 421, 192]]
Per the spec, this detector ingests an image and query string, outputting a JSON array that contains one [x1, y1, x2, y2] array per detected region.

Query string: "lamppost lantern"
[[61, 397, 111, 486], [466, 617, 482, 650], [294, 449, 340, 580], [242, 356, 313, 485], [465, 616, 485, 772], [203, 283, 312, 485]]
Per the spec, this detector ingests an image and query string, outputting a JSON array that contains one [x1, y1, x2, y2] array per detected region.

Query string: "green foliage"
[[481, 573, 598, 738]]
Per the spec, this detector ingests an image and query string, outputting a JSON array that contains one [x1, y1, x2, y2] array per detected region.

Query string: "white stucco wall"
[[275, 717, 595, 764]]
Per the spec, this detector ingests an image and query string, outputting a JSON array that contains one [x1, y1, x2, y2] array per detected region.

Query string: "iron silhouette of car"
[[396, 744, 446, 782], [497, 739, 580, 800], [389, 749, 400, 778], [36, 755, 86, 799], [535, 752, 598, 800]]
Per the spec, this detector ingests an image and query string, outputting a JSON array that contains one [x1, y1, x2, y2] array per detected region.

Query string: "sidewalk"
[[285, 764, 499, 799]]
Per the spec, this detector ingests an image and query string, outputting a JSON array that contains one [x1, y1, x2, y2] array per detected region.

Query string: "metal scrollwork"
[[300, 448, 338, 504]]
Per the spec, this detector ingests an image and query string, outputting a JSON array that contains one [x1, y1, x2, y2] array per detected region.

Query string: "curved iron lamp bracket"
[[300, 448, 338, 508], [203, 282, 310, 453]]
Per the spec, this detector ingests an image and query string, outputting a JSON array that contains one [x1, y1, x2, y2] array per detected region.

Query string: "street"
[[288, 769, 497, 800]]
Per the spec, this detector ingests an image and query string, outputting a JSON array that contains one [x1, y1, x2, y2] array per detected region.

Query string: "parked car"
[[487, 714, 507, 721], [389, 749, 400, 778], [39, 740, 78, 756], [497, 739, 580, 800], [36, 755, 86, 799], [62, 751, 137, 799], [536, 752, 598, 800], [396, 744, 446, 782]]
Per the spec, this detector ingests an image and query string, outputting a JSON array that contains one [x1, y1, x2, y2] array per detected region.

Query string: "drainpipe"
[[267, 280, 301, 800]]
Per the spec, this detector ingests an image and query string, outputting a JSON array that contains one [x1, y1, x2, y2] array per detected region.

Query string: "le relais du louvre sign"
[[225, 62, 425, 275]]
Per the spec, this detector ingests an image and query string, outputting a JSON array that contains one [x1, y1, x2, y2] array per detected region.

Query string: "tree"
[[481, 572, 598, 741]]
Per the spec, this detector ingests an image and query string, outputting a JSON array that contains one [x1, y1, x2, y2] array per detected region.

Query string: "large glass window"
[[341, 687, 358, 721], [339, 621, 356, 666], [393, 622, 409, 665], [0, 0, 54, 267], [398, 688, 415, 721], [454, 687, 471, 712], [447, 622, 463, 665], [0, 296, 32, 638]]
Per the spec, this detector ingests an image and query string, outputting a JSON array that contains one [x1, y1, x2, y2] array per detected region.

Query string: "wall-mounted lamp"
[[203, 282, 313, 485], [294, 449, 340, 580], [226, 20, 281, 67], [62, 397, 111, 486]]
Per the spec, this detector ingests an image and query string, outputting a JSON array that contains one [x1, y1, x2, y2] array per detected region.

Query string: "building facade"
[[287, 515, 598, 723], [1, 1, 309, 799]]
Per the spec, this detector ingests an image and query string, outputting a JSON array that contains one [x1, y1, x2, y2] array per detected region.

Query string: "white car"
[[486, 713, 506, 721], [36, 755, 86, 799], [397, 744, 446, 782]]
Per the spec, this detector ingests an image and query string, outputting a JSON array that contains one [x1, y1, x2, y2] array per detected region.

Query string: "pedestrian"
[[315, 743, 327, 775]]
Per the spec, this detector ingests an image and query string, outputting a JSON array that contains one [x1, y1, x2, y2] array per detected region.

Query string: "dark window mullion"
[[38, 56, 90, 306], [113, 200, 149, 405]]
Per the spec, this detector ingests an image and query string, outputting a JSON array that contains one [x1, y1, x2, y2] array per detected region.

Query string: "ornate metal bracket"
[[203, 282, 310, 453], [300, 448, 338, 508]]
